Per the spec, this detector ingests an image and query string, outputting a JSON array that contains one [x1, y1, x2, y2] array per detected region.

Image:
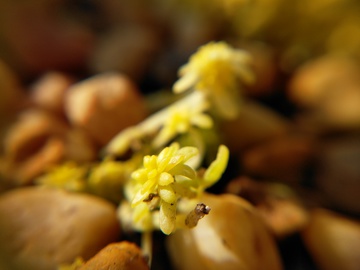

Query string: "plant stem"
[[141, 231, 153, 268]]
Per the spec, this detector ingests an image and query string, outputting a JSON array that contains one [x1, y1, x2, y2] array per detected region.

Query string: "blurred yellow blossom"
[[106, 91, 208, 156], [36, 162, 87, 192], [173, 41, 254, 119], [152, 101, 213, 148], [105, 126, 144, 157]]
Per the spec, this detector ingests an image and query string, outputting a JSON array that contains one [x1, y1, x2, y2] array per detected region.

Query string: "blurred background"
[[2, 0, 360, 123], [1, 0, 359, 85]]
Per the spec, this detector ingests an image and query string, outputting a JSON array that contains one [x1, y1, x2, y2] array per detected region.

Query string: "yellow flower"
[[121, 144, 229, 234], [152, 103, 213, 148], [106, 91, 208, 156], [173, 41, 254, 119], [36, 162, 87, 192], [130, 143, 199, 234]]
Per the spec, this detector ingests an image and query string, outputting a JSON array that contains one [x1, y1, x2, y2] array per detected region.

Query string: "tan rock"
[[65, 73, 148, 146], [220, 101, 290, 153], [1, 109, 69, 185], [30, 72, 74, 116], [0, 187, 120, 270], [257, 197, 309, 238], [288, 55, 360, 130], [289, 55, 360, 107], [302, 208, 360, 270], [80, 241, 149, 270], [63, 128, 97, 163], [167, 193, 283, 270], [10, 137, 65, 185], [315, 138, 360, 215], [241, 134, 314, 183], [3, 109, 68, 162], [225, 177, 309, 238]]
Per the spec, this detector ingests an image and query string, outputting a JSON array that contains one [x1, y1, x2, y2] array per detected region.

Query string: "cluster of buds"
[[120, 143, 229, 235]]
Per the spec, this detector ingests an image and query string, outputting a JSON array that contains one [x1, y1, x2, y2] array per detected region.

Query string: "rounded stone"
[[80, 241, 149, 270], [0, 187, 121, 270]]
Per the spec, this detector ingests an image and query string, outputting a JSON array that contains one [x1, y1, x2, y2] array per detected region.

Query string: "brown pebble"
[[80, 241, 149, 270], [0, 187, 121, 270], [65, 73, 148, 146], [30, 72, 74, 116], [167, 192, 283, 270], [302, 208, 360, 270]]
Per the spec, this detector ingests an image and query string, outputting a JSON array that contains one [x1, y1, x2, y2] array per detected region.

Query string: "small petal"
[[144, 155, 157, 169], [173, 72, 198, 94], [173, 182, 197, 198], [106, 127, 141, 156], [131, 169, 148, 182], [131, 189, 150, 207], [190, 113, 214, 129], [131, 179, 156, 206], [133, 203, 150, 222], [176, 146, 199, 162], [159, 201, 177, 235], [157, 143, 179, 163], [153, 126, 177, 149], [203, 145, 229, 187], [169, 163, 196, 179], [158, 172, 174, 186], [159, 185, 177, 204], [164, 155, 185, 172], [147, 169, 158, 181]]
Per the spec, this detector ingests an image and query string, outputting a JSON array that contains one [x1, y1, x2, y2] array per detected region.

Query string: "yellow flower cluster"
[[106, 90, 210, 155], [173, 41, 254, 119], [37, 157, 141, 203], [152, 102, 213, 148], [36, 162, 87, 192], [106, 42, 252, 159], [129, 143, 198, 234], [125, 143, 229, 235]]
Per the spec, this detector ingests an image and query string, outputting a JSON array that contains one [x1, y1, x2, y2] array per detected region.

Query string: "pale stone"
[[288, 55, 360, 130], [1, 109, 69, 186], [220, 101, 290, 153], [30, 72, 74, 116], [3, 109, 68, 162], [65, 73, 148, 146], [166, 192, 283, 270], [302, 208, 360, 270], [0, 187, 121, 270]]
